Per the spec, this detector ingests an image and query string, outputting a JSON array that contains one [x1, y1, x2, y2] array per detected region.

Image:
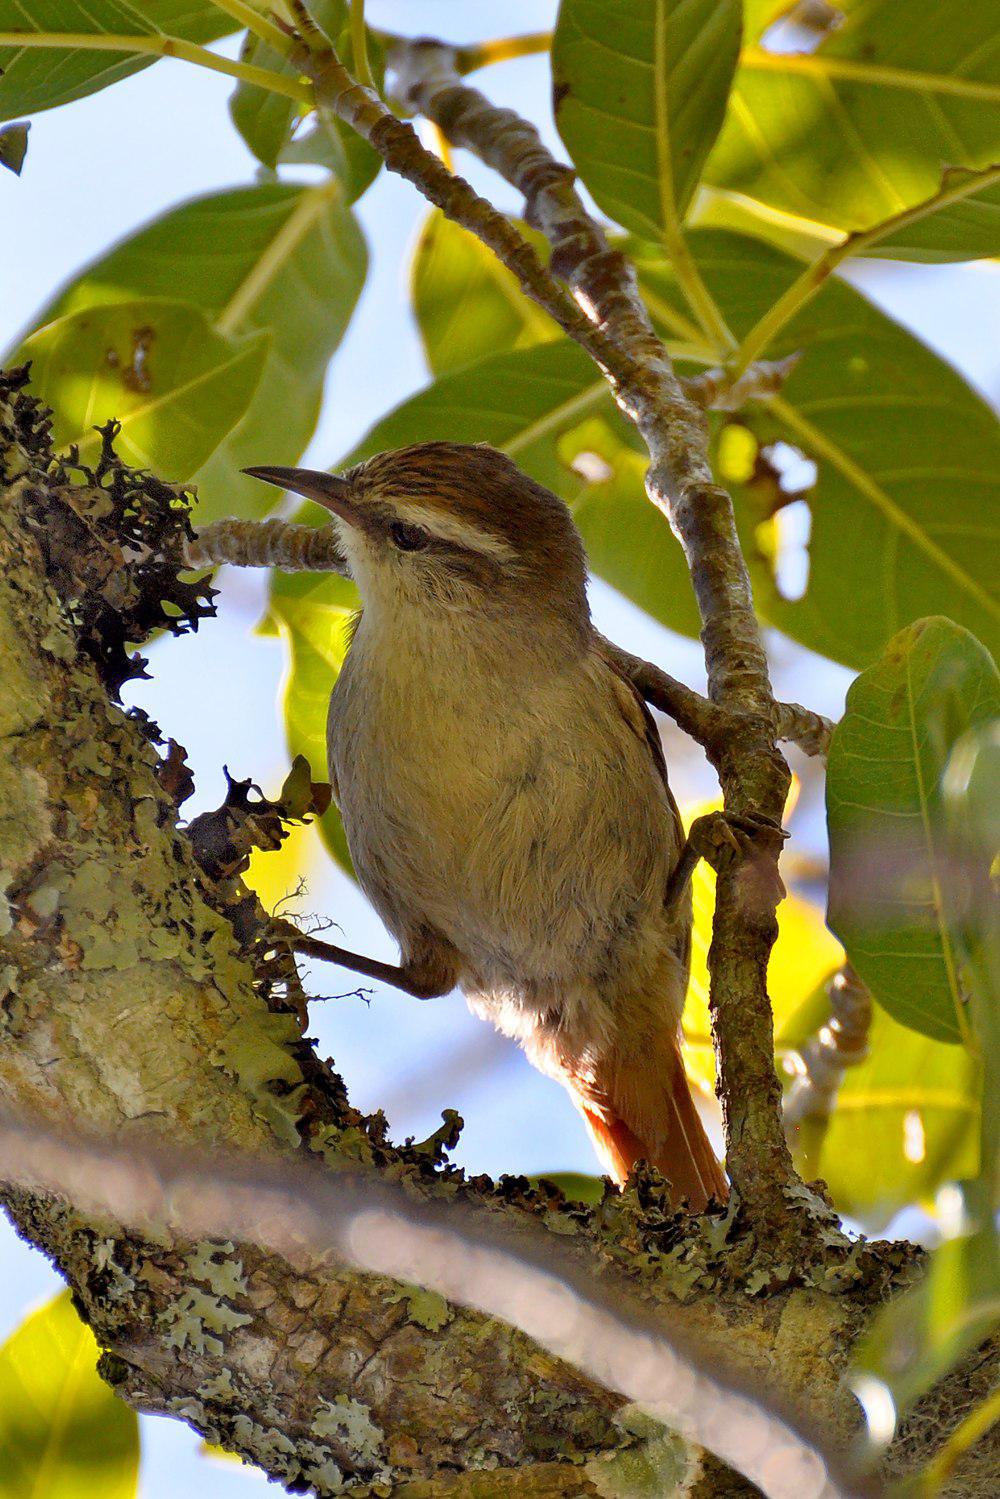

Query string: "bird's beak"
[[243, 465, 357, 525]]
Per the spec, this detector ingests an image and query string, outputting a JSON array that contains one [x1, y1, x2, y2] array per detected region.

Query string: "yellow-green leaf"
[[411, 211, 554, 377], [0, 0, 233, 122], [827, 618, 1000, 1044], [263, 568, 358, 872], [18, 183, 366, 521], [0, 1290, 139, 1499], [553, 0, 743, 236], [707, 1, 1000, 250], [16, 299, 267, 481]]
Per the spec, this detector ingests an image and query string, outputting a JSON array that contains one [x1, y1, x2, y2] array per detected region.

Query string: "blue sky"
[[1, 2, 997, 1492]]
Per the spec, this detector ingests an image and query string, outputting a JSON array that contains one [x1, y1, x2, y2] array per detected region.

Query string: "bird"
[[246, 443, 728, 1209]]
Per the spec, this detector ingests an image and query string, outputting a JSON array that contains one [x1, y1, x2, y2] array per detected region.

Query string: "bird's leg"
[[273, 923, 456, 1000], [665, 810, 787, 914]]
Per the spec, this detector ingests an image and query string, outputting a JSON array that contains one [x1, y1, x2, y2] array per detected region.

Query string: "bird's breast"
[[328, 627, 682, 1013]]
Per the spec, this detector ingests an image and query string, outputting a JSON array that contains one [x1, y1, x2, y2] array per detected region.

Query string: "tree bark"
[[0, 381, 995, 1496]]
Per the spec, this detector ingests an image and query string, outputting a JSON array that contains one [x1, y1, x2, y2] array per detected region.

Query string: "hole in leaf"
[[762, 1, 844, 54], [769, 498, 812, 601], [903, 1110, 926, 1165], [570, 450, 614, 484]]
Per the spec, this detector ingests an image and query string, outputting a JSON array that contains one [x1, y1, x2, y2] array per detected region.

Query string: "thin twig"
[[784, 966, 873, 1179], [185, 517, 348, 574], [774, 700, 834, 758], [0, 1107, 856, 1499]]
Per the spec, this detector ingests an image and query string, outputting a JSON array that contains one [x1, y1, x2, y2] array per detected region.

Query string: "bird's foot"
[[684, 810, 787, 904]]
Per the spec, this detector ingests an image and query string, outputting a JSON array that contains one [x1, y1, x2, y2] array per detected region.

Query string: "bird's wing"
[[593, 640, 691, 964], [593, 640, 683, 829]]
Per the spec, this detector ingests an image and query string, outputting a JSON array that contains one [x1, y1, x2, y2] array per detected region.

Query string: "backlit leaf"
[[631, 230, 1000, 666], [22, 184, 367, 521], [707, 0, 1000, 252], [263, 568, 357, 872], [0, 0, 233, 122], [16, 298, 266, 480], [411, 212, 554, 377], [827, 618, 1000, 1043], [0, 1290, 139, 1499], [553, 0, 743, 236]]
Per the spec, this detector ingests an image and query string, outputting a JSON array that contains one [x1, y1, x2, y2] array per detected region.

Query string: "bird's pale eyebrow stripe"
[[395, 502, 517, 563]]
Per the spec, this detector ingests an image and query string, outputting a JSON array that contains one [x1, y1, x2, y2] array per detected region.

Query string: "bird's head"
[[245, 442, 589, 644]]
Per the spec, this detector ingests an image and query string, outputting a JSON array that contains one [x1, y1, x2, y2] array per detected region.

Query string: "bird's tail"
[[571, 1036, 728, 1210]]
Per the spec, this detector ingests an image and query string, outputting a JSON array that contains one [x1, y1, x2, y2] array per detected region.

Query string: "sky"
[[1, 3, 997, 1493]]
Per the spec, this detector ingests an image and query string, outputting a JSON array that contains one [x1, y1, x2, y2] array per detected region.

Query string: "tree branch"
[[2, 373, 995, 1496], [0, 1108, 858, 1499]]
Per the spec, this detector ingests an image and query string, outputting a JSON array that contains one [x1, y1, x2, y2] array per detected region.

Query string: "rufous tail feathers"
[[573, 1038, 728, 1210]]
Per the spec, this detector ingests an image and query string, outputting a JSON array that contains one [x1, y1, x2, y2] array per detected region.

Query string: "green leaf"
[[552, 0, 743, 237], [782, 994, 980, 1229], [854, 1214, 999, 1423], [230, 0, 381, 199], [694, 165, 1000, 266], [0, 1290, 139, 1499], [411, 212, 554, 377], [630, 230, 1000, 666], [827, 618, 1000, 1044], [24, 183, 367, 520], [532, 1173, 604, 1205], [264, 569, 357, 871], [942, 720, 1000, 1197], [706, 1, 1000, 249], [0, 0, 234, 122], [0, 119, 28, 173], [16, 298, 267, 480]]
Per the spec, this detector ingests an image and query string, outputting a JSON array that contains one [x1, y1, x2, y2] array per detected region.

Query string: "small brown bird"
[[247, 443, 727, 1208]]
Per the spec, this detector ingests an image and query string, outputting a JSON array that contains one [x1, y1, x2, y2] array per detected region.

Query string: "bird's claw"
[[687, 810, 787, 901]]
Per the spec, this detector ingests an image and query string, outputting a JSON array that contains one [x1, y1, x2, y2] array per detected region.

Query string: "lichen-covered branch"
[[185, 516, 348, 573], [1, 377, 996, 1496], [0, 1109, 856, 1499]]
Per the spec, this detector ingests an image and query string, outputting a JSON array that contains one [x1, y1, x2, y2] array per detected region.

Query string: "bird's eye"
[[389, 520, 429, 552]]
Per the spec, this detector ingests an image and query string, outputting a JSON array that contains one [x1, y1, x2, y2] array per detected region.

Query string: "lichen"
[[388, 1284, 453, 1332], [159, 1287, 253, 1356], [186, 1240, 249, 1301], [584, 1406, 694, 1498]]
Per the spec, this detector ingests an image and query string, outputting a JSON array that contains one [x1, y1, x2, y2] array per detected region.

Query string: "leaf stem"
[[349, 0, 374, 90], [663, 226, 735, 354], [204, 0, 292, 53], [729, 164, 1000, 378], [455, 32, 552, 72], [0, 31, 311, 102], [741, 46, 1000, 104]]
